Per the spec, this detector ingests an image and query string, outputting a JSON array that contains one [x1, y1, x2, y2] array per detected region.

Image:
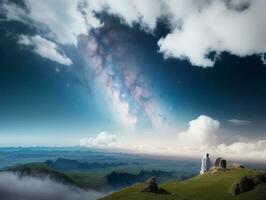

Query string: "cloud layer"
[[177, 115, 220, 147], [1, 0, 100, 46], [80, 131, 148, 152], [0, 172, 107, 200], [228, 119, 251, 126], [81, 116, 266, 163], [96, 0, 266, 67], [1, 0, 266, 162], [2, 0, 266, 67], [18, 35, 72, 65], [175, 115, 266, 162], [158, 0, 266, 67], [80, 131, 120, 148]]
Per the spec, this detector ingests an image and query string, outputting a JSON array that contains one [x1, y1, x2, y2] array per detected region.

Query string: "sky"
[[0, 0, 266, 162]]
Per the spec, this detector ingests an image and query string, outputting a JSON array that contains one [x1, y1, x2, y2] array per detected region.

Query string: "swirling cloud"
[[18, 35, 72, 65], [0, 172, 107, 200], [3, 0, 266, 68]]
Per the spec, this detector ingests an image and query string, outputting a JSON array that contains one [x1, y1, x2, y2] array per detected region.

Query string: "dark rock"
[[141, 177, 170, 195], [145, 177, 159, 192], [214, 158, 222, 167], [230, 174, 266, 196], [146, 176, 156, 184], [252, 175, 263, 185], [229, 183, 241, 196], [219, 159, 227, 169], [158, 188, 170, 194], [238, 176, 254, 193], [252, 174, 266, 185], [141, 185, 159, 193], [262, 174, 266, 182]]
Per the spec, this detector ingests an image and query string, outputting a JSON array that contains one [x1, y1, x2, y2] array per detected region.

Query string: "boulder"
[[230, 176, 255, 196], [252, 174, 266, 185], [143, 177, 158, 193], [263, 174, 266, 182], [158, 188, 171, 194], [230, 174, 266, 196], [141, 177, 170, 195], [229, 183, 241, 196], [219, 159, 227, 169], [146, 177, 156, 185], [214, 158, 222, 167], [238, 176, 254, 193]]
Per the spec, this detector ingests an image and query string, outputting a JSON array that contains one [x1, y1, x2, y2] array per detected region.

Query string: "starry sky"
[[0, 0, 266, 161]]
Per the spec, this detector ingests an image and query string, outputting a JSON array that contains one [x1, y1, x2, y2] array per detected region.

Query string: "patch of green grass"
[[99, 183, 187, 200], [102, 168, 266, 200], [66, 171, 109, 190], [163, 168, 262, 200]]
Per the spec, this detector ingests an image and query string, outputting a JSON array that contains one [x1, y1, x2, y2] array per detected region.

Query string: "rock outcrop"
[[252, 174, 266, 185], [219, 159, 227, 169], [230, 174, 266, 196], [141, 177, 170, 194], [210, 158, 228, 174], [214, 157, 222, 167]]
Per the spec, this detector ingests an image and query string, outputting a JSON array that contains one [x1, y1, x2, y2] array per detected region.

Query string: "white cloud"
[[1, 0, 102, 46], [96, 0, 164, 31], [217, 140, 266, 155], [79, 120, 266, 163], [215, 140, 266, 162], [22, 0, 88, 45], [173, 115, 266, 162], [0, 172, 107, 200], [18, 35, 72, 65], [2, 0, 266, 67], [177, 115, 220, 147], [80, 131, 149, 152], [261, 53, 266, 65], [91, 0, 266, 67], [104, 0, 266, 67], [158, 0, 266, 67], [0, 1, 27, 22], [80, 131, 121, 149], [228, 119, 251, 125]]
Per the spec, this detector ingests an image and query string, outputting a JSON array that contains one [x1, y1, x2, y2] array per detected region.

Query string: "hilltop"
[[101, 168, 266, 200]]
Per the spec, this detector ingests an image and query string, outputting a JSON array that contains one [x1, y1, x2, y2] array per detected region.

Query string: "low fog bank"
[[0, 172, 109, 200]]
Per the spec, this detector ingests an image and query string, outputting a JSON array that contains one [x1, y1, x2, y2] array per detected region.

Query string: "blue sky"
[[1, 0, 266, 162]]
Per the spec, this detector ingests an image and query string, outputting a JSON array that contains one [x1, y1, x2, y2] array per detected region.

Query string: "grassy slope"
[[100, 183, 186, 200], [101, 168, 266, 200]]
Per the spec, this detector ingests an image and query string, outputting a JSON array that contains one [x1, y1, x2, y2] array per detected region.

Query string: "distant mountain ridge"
[[7, 164, 77, 186], [45, 157, 129, 170], [4, 159, 181, 191]]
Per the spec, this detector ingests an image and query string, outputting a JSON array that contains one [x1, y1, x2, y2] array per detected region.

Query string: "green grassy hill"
[[101, 168, 266, 200]]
